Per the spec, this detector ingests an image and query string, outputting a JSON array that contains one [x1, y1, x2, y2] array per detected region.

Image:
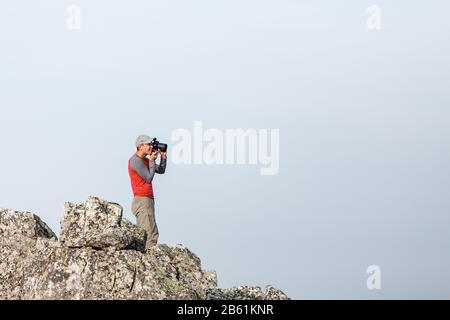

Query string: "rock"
[[146, 244, 218, 299], [60, 196, 146, 252], [0, 196, 290, 300], [0, 240, 200, 299], [206, 285, 290, 300], [0, 208, 57, 247]]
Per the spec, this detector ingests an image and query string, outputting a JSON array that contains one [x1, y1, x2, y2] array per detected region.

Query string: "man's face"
[[140, 143, 153, 155]]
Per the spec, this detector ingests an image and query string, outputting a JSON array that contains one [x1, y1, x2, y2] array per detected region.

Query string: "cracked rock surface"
[[0, 196, 289, 300]]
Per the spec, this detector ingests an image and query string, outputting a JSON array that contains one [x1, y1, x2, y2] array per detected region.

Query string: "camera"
[[151, 137, 168, 152]]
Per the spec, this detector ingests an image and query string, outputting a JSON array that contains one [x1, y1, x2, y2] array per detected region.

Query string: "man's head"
[[136, 134, 153, 155]]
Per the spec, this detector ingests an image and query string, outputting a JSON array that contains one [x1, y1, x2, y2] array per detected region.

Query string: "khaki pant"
[[131, 196, 159, 249]]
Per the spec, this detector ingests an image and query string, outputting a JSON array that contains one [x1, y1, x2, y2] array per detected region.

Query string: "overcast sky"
[[1, 0, 449, 299]]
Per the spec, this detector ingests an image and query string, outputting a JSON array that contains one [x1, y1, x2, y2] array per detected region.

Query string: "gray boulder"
[[0, 208, 57, 247], [60, 196, 146, 252]]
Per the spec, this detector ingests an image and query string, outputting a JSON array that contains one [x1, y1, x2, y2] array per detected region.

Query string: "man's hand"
[[149, 150, 159, 161], [160, 151, 168, 159]]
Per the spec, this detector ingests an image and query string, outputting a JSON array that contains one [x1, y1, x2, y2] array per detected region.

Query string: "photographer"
[[128, 134, 167, 250]]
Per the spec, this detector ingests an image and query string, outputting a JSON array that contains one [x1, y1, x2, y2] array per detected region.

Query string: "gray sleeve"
[[154, 157, 167, 174]]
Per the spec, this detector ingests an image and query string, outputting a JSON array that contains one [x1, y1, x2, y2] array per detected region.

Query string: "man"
[[128, 134, 167, 249]]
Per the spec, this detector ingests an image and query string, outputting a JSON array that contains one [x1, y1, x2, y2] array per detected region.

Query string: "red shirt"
[[128, 156, 154, 199]]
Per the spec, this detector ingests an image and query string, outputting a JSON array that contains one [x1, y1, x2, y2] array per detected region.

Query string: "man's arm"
[[153, 157, 167, 174], [130, 156, 157, 183]]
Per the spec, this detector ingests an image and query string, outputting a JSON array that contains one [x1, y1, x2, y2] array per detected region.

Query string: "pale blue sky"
[[1, 1, 449, 299]]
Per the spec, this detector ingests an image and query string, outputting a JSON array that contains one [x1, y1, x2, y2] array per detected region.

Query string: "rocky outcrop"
[[0, 196, 289, 300]]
